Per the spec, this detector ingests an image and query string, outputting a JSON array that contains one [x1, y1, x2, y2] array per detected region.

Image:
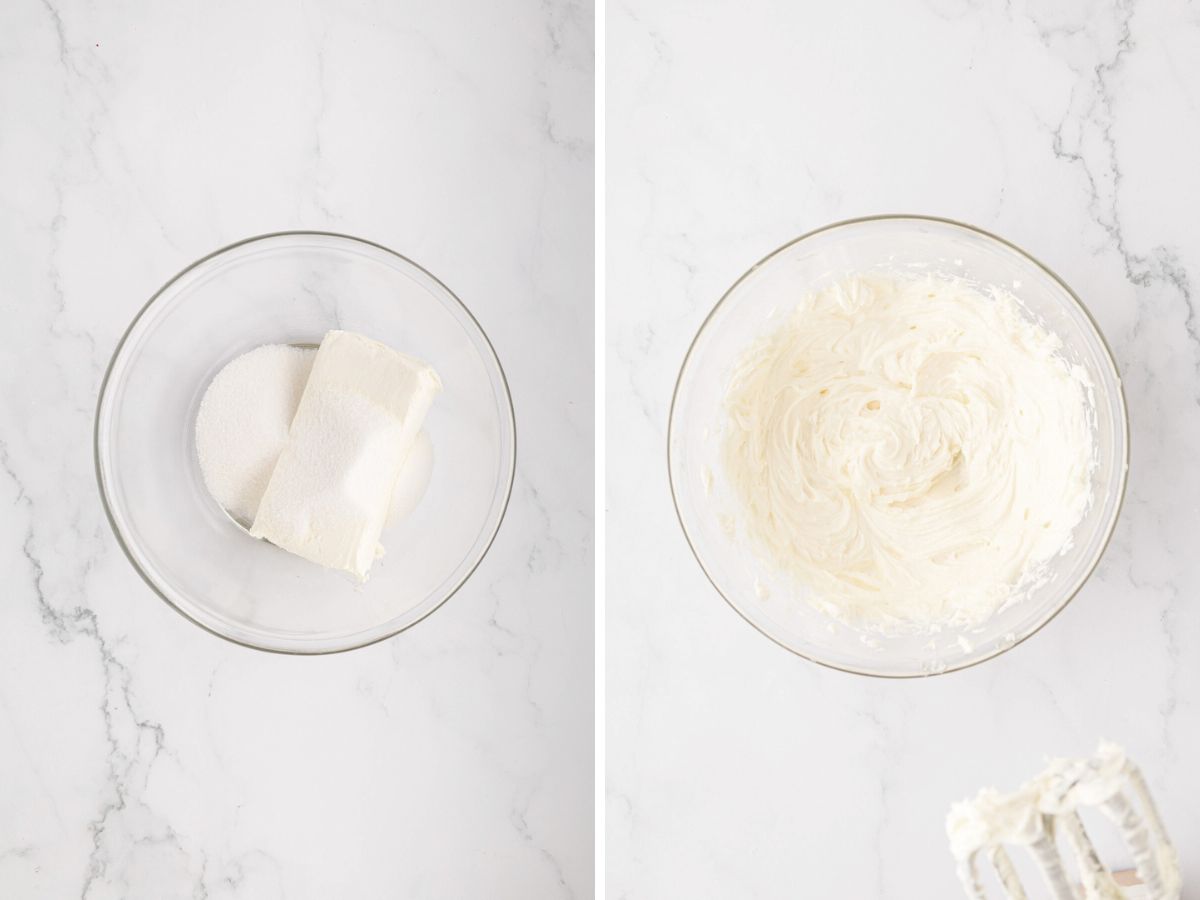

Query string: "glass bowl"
[[668, 215, 1128, 677], [95, 232, 515, 653]]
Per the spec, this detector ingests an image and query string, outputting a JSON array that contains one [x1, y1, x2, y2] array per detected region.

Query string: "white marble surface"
[[0, 0, 593, 897], [607, 0, 1200, 896]]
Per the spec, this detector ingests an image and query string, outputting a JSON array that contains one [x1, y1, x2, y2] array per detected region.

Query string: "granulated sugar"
[[195, 344, 316, 525], [195, 341, 435, 532]]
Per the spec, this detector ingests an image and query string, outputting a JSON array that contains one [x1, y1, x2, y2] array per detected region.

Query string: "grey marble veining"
[[0, 0, 594, 896]]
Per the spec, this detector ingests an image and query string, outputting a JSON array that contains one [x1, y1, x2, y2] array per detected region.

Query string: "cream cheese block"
[[249, 330, 442, 580]]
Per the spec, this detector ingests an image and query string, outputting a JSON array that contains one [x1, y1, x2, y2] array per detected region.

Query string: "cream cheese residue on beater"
[[947, 742, 1180, 900], [722, 273, 1095, 629]]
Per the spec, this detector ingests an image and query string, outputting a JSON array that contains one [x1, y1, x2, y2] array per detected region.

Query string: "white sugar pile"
[[195, 344, 316, 524], [195, 343, 433, 528]]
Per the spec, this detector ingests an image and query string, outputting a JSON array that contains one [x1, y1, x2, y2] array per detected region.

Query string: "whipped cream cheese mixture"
[[722, 273, 1095, 629]]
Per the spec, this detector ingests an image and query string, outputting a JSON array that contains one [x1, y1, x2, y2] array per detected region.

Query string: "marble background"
[[0, 0, 593, 897], [607, 0, 1200, 896]]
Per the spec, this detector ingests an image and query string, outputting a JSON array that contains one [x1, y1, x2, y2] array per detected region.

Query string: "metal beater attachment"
[[946, 743, 1180, 900]]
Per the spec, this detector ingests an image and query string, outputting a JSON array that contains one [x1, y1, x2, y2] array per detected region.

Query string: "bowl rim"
[[93, 229, 517, 655], [667, 213, 1130, 678]]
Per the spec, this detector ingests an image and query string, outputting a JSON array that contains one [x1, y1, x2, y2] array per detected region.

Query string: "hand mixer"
[[946, 743, 1180, 900]]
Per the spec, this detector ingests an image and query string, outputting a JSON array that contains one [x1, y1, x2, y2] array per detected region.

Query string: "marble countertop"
[[607, 0, 1200, 896], [0, 0, 593, 897]]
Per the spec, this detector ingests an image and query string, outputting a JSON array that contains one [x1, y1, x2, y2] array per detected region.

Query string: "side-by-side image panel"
[[0, 0, 595, 896], [606, 1, 1196, 897]]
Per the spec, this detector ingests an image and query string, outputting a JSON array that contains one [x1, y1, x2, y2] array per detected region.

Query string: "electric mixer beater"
[[947, 743, 1180, 900]]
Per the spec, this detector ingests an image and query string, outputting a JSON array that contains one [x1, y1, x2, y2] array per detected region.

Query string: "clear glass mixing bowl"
[[95, 232, 515, 653], [668, 216, 1128, 676]]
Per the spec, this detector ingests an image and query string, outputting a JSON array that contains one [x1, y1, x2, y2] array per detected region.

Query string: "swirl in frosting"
[[723, 274, 1094, 629]]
